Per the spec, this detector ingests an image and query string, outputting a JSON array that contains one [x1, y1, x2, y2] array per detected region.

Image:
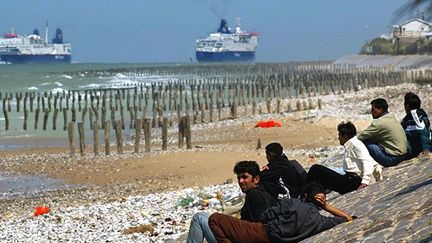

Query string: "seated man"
[[208, 183, 352, 243], [307, 121, 383, 194], [260, 142, 307, 199], [401, 92, 431, 160], [358, 98, 408, 167], [186, 161, 276, 243]]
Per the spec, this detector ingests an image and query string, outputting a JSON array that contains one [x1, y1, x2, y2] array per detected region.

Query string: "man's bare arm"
[[314, 193, 352, 221]]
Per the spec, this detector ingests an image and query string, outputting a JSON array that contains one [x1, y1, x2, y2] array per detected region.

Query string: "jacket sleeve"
[[352, 144, 374, 185], [242, 190, 272, 222], [260, 200, 285, 222], [318, 215, 348, 232], [358, 120, 381, 141], [419, 128, 432, 151]]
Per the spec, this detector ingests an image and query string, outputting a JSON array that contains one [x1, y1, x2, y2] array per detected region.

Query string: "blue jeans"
[[364, 142, 404, 167], [186, 212, 217, 243]]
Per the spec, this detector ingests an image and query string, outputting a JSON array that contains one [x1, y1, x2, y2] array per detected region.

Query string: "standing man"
[[260, 142, 307, 199], [358, 98, 408, 167], [307, 121, 383, 194], [186, 161, 276, 243], [401, 92, 431, 159]]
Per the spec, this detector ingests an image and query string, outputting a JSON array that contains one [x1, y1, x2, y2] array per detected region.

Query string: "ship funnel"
[[52, 28, 64, 44], [33, 29, 40, 36], [235, 17, 242, 34], [218, 19, 231, 34], [45, 21, 48, 44]]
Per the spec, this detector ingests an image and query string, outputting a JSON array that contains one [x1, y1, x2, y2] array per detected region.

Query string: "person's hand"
[[358, 183, 368, 190], [419, 150, 430, 157], [314, 193, 326, 207], [260, 165, 269, 171]]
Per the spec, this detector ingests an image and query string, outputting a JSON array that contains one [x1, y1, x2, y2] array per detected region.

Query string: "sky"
[[1, 0, 412, 63]]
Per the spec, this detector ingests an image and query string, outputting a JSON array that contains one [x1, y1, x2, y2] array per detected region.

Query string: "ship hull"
[[196, 51, 255, 62], [0, 54, 71, 64]]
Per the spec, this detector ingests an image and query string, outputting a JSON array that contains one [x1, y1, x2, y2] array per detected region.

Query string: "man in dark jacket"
[[260, 142, 307, 199], [401, 92, 431, 159], [186, 161, 277, 243], [208, 183, 352, 243]]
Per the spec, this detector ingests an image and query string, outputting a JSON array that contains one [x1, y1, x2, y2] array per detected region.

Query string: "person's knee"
[[208, 213, 223, 227], [309, 164, 324, 174], [192, 212, 209, 225]]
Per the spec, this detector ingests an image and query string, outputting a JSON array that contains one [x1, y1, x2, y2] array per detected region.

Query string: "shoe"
[[372, 164, 383, 182]]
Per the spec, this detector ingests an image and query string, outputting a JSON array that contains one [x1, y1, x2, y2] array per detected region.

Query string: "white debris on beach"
[[0, 183, 242, 242]]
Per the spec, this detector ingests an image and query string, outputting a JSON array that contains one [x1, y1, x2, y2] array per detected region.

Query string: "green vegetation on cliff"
[[360, 37, 432, 55]]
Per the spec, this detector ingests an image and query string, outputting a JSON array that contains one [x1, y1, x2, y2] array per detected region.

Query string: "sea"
[[0, 63, 198, 151], [0, 63, 196, 197]]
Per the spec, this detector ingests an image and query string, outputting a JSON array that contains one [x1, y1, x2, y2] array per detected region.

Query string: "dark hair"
[[233, 161, 260, 177], [301, 182, 325, 205], [404, 92, 421, 110], [265, 142, 283, 157], [370, 98, 388, 112], [337, 121, 357, 139]]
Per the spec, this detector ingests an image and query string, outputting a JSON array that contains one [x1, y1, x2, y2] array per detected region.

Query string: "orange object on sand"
[[255, 120, 282, 128], [34, 206, 50, 216]]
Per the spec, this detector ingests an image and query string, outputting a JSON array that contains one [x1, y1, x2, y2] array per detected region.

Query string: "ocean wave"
[[27, 86, 38, 90], [54, 82, 64, 87], [51, 88, 66, 94], [61, 74, 72, 79], [80, 83, 101, 89]]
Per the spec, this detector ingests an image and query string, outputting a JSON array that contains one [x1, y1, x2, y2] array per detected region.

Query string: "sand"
[[0, 82, 430, 217]]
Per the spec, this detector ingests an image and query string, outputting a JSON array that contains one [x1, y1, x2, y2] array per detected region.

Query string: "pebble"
[[0, 183, 242, 242]]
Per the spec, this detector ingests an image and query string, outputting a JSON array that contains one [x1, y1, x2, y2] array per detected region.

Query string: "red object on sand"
[[34, 206, 50, 216], [255, 120, 282, 128]]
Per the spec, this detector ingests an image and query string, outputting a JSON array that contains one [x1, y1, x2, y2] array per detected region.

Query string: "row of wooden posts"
[[67, 116, 192, 157], [0, 67, 411, 132]]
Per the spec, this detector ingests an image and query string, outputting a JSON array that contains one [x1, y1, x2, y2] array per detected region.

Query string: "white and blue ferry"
[[195, 18, 258, 62], [0, 25, 71, 64]]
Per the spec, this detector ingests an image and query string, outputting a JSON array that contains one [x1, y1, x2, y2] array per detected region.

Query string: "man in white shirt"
[[307, 121, 383, 194]]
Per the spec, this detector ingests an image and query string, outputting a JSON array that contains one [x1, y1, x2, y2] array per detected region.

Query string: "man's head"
[[404, 92, 421, 113], [301, 182, 325, 206], [337, 121, 357, 145], [233, 161, 260, 193], [370, 98, 388, 119], [265, 142, 283, 161]]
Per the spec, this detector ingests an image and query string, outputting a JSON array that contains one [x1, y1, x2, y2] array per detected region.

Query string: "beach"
[[1, 81, 431, 242]]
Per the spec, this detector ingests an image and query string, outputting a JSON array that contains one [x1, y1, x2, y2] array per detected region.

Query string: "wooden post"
[[93, 120, 99, 156], [78, 122, 85, 156], [115, 120, 123, 154], [23, 109, 28, 130], [68, 122, 75, 157], [185, 115, 192, 149], [134, 118, 142, 153], [3, 109, 9, 130], [162, 117, 168, 150], [43, 109, 49, 130], [143, 118, 151, 152], [63, 108, 68, 131], [104, 120, 111, 156], [52, 109, 59, 130], [178, 116, 185, 148], [34, 108, 40, 130]]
